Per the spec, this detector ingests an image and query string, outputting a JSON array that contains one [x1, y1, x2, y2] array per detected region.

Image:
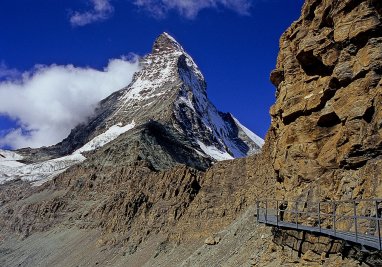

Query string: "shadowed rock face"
[[270, 0, 382, 202]]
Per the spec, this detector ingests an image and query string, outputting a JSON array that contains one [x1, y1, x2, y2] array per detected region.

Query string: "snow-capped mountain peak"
[[152, 32, 185, 54], [1, 32, 264, 185]]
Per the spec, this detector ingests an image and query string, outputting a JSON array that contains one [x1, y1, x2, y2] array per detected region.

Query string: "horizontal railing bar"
[[257, 217, 382, 248], [256, 198, 382, 206], [256, 198, 382, 251], [257, 209, 382, 221]]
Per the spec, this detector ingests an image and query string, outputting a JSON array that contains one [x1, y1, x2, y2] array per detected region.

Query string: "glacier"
[[0, 122, 135, 185]]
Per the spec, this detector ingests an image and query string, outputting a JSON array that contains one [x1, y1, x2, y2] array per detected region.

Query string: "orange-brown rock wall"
[[270, 0, 382, 202]]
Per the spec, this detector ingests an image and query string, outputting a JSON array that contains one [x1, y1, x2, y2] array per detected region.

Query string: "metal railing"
[[256, 199, 382, 250]]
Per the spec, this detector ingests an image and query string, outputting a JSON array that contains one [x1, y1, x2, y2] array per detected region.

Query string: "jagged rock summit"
[[152, 32, 184, 53], [0, 32, 263, 185]]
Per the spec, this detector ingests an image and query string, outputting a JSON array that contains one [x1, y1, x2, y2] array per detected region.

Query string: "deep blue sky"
[[0, 0, 304, 145]]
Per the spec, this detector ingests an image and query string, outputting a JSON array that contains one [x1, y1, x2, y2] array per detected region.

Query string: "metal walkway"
[[256, 199, 382, 250]]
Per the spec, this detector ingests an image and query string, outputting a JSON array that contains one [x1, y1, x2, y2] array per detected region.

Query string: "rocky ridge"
[[264, 0, 382, 264]]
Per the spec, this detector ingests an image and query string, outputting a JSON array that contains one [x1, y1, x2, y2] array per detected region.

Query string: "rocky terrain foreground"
[[0, 0, 382, 266]]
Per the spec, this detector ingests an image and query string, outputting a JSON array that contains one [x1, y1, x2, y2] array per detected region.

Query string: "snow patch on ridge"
[[74, 121, 135, 154], [197, 140, 234, 161], [0, 122, 136, 186], [0, 153, 86, 185], [0, 149, 25, 167], [232, 116, 264, 147]]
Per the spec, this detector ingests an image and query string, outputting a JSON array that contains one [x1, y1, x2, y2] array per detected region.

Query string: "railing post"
[[318, 202, 321, 233], [265, 200, 268, 223], [332, 202, 336, 236], [376, 200, 381, 250], [354, 201, 358, 242], [295, 201, 298, 229], [276, 200, 279, 226]]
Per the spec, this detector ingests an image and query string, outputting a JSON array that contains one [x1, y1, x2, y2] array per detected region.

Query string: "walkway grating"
[[256, 199, 382, 250]]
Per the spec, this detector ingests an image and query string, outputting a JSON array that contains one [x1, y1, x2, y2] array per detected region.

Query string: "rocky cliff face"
[[270, 0, 382, 203], [0, 135, 273, 252]]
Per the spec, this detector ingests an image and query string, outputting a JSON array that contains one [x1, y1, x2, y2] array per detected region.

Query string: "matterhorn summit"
[[0, 32, 263, 185]]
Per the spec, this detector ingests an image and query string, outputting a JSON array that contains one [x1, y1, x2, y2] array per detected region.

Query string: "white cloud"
[[0, 56, 140, 149], [0, 62, 21, 81], [70, 0, 114, 26], [69, 0, 251, 25], [133, 0, 252, 18]]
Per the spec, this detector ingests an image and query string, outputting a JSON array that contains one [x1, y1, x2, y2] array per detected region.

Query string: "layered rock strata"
[[270, 0, 382, 204]]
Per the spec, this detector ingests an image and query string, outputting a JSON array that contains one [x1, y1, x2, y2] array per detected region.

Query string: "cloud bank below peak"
[[134, 0, 252, 18], [0, 56, 140, 149]]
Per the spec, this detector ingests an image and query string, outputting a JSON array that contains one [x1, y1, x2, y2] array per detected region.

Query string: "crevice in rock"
[[363, 106, 375, 123], [350, 25, 382, 51], [127, 193, 150, 218], [328, 77, 341, 90], [337, 0, 362, 14], [185, 179, 201, 201], [319, 5, 334, 28], [315, 88, 338, 111], [370, 0, 382, 15], [331, 28, 381, 60], [375, 65, 382, 75], [305, 0, 321, 21], [341, 144, 382, 170], [317, 112, 341, 128], [342, 159, 369, 170], [282, 110, 304, 125], [336, 66, 370, 89], [282, 85, 337, 126], [270, 69, 285, 87], [353, 69, 369, 82], [296, 50, 334, 77]]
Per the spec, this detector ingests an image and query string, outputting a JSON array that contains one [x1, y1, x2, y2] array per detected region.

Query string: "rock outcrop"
[[266, 1, 382, 264], [270, 0, 382, 203]]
